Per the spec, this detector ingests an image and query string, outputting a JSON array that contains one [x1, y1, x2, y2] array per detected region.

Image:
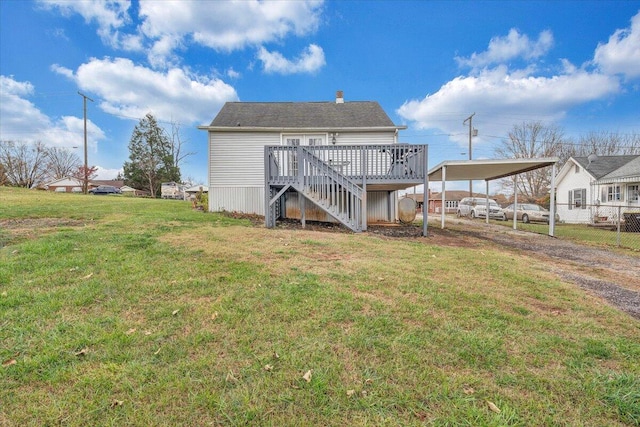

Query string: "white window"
[[607, 185, 621, 202], [569, 188, 586, 210], [628, 185, 639, 203]]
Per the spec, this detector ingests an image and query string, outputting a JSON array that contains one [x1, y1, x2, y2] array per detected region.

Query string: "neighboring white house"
[[198, 92, 421, 228], [555, 155, 640, 224]]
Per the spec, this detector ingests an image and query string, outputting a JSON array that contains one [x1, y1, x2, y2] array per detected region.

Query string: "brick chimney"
[[336, 90, 344, 104]]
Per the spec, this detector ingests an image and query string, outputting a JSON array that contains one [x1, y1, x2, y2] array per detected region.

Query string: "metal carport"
[[426, 157, 559, 236]]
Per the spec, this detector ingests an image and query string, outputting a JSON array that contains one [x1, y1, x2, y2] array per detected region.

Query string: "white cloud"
[[53, 57, 238, 124], [258, 44, 325, 74], [397, 66, 619, 146], [38, 0, 132, 48], [0, 75, 105, 149], [226, 68, 241, 79], [139, 0, 323, 51], [95, 166, 122, 180], [594, 11, 640, 80], [42, 0, 324, 68], [456, 29, 553, 70]]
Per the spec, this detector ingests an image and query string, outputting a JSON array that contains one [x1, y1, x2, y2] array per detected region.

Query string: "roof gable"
[[209, 101, 399, 129]]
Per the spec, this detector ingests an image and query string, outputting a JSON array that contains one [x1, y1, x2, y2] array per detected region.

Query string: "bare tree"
[[558, 131, 640, 164], [0, 140, 50, 188], [167, 119, 194, 177], [46, 147, 82, 180], [495, 122, 566, 200]]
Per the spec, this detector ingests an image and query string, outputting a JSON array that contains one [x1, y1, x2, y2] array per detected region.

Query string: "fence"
[[510, 203, 640, 250]]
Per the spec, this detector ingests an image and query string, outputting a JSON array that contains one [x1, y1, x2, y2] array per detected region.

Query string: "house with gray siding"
[[199, 92, 428, 232]]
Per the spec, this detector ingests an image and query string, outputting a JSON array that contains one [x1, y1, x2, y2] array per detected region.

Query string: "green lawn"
[[1, 187, 639, 426]]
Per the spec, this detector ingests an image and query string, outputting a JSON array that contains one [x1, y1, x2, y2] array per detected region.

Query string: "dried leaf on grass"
[[74, 348, 88, 356], [172, 309, 180, 316], [346, 389, 356, 397], [81, 273, 93, 280], [126, 328, 136, 335], [463, 386, 475, 395], [110, 400, 124, 408], [226, 371, 238, 383], [264, 364, 273, 372], [487, 401, 501, 413], [2, 358, 17, 367], [302, 370, 312, 382]]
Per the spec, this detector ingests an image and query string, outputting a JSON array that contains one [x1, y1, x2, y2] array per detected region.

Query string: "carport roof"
[[428, 158, 559, 182]]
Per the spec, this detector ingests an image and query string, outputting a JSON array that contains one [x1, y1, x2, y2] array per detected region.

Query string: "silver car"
[[501, 203, 559, 223], [456, 197, 503, 219]]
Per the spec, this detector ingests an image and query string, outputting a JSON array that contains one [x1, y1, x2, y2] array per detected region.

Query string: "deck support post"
[[361, 146, 367, 231], [549, 163, 556, 237]]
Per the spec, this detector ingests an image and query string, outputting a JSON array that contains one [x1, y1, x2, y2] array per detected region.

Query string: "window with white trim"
[[607, 185, 621, 202], [568, 188, 586, 210], [628, 185, 639, 203]]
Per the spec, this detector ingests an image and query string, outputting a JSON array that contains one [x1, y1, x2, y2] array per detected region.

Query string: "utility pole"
[[78, 92, 94, 194], [463, 113, 476, 196]]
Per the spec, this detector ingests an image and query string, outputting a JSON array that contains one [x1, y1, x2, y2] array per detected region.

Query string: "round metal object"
[[398, 197, 417, 223]]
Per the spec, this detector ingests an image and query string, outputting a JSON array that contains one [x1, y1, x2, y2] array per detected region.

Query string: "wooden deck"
[[264, 144, 428, 232]]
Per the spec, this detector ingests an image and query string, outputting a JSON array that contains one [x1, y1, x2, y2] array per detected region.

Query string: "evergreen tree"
[[123, 114, 180, 197]]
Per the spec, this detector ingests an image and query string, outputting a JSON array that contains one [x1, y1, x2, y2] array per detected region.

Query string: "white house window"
[[569, 188, 586, 210], [606, 185, 621, 202], [308, 138, 323, 146], [629, 185, 639, 203]]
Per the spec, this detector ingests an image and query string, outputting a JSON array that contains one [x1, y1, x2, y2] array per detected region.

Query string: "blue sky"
[[1, 0, 639, 189]]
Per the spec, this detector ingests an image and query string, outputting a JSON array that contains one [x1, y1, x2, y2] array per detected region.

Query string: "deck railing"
[[266, 144, 427, 185]]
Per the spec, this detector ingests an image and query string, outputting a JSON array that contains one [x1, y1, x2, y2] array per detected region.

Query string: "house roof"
[[91, 180, 124, 188], [573, 155, 640, 180], [203, 101, 405, 130]]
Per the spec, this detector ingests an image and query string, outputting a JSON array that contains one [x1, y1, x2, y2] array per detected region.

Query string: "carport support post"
[[422, 144, 428, 237], [549, 163, 556, 237], [441, 166, 446, 229], [513, 175, 518, 230]]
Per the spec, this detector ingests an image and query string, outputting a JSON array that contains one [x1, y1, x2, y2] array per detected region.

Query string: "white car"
[[456, 197, 504, 219]]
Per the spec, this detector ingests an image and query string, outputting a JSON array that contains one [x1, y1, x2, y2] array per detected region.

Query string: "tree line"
[[495, 122, 640, 202], [1, 113, 191, 197]]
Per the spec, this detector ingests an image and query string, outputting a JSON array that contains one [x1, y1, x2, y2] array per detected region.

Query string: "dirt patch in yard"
[[0, 218, 86, 247]]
